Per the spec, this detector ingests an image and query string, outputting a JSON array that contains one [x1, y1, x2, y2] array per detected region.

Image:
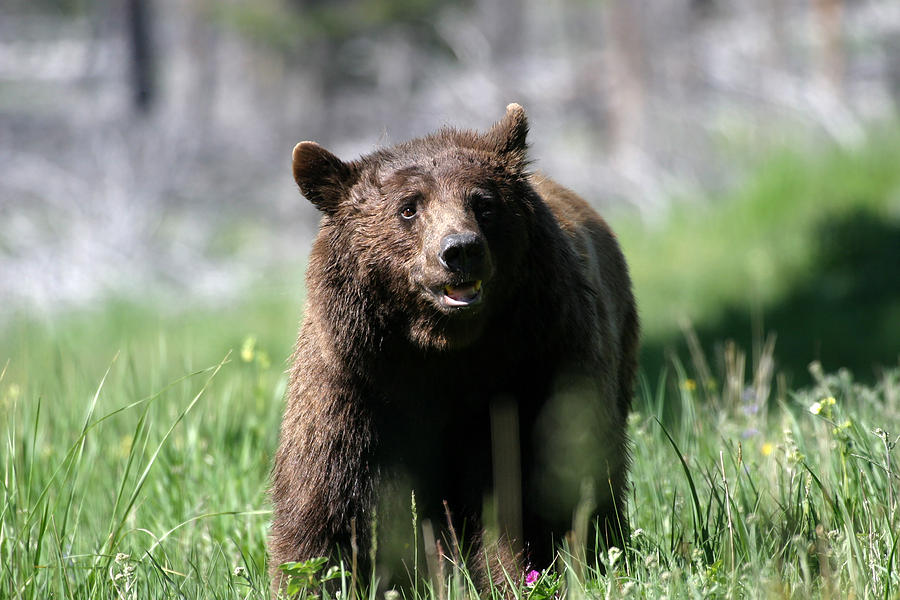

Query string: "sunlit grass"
[[0, 312, 286, 599], [1, 302, 898, 598], [613, 125, 900, 360]]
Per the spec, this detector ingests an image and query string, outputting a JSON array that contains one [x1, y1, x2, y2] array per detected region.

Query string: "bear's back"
[[530, 174, 635, 354]]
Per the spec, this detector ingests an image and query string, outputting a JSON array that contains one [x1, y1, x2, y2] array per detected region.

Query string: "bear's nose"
[[439, 232, 486, 275]]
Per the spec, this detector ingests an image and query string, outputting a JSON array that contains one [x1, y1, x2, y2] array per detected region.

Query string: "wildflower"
[[241, 336, 256, 363], [742, 387, 756, 402], [1, 384, 20, 411], [810, 396, 836, 417], [761, 442, 774, 456], [525, 569, 540, 587], [789, 447, 806, 464], [784, 429, 805, 464], [832, 420, 852, 436], [607, 546, 622, 568], [682, 379, 697, 392]]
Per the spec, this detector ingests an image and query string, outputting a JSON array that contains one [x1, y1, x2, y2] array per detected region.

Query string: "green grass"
[[618, 126, 900, 382], [0, 306, 288, 598], [2, 298, 899, 599]]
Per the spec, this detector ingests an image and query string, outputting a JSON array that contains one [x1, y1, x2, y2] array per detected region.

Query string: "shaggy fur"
[[268, 104, 639, 591]]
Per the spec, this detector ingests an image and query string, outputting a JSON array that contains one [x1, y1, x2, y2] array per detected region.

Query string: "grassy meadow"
[[2, 132, 899, 599]]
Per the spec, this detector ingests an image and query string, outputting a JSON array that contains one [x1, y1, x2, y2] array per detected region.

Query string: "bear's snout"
[[438, 232, 487, 276]]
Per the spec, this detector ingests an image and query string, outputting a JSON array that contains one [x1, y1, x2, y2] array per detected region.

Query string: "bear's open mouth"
[[440, 280, 483, 308]]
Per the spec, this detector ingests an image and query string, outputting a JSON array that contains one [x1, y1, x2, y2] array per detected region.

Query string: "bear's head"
[[293, 104, 538, 351]]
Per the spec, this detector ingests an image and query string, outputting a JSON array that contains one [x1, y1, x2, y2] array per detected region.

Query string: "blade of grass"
[[17, 359, 222, 548], [50, 515, 75, 600], [885, 528, 899, 600], [28, 501, 50, 600], [656, 417, 713, 563], [15, 353, 118, 543], [104, 402, 152, 557], [25, 396, 40, 510], [145, 509, 271, 554], [98, 351, 231, 571]]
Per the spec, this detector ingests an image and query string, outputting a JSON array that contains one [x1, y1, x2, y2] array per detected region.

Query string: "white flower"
[[607, 546, 622, 568]]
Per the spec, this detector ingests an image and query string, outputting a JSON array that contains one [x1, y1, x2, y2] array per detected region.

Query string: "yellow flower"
[[1, 384, 21, 411], [832, 419, 852, 436], [761, 442, 774, 456], [682, 379, 697, 392], [240, 336, 256, 363], [822, 396, 836, 406]]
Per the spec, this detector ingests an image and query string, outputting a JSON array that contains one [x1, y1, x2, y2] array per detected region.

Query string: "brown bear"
[[268, 104, 639, 591]]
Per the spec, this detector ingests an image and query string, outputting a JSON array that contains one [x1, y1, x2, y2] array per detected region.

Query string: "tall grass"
[[618, 127, 900, 381], [618, 344, 900, 599], [2, 305, 898, 598], [0, 309, 286, 599]]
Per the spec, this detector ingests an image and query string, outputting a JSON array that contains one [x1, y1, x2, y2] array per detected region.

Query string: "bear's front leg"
[[268, 374, 377, 591]]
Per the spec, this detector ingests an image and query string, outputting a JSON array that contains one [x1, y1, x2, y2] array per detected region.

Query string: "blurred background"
[[1, 0, 898, 383]]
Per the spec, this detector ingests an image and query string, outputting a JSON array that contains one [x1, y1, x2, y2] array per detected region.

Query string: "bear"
[[268, 104, 639, 592]]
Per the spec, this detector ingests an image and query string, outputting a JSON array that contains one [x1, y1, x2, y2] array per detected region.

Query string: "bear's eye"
[[471, 191, 496, 218], [399, 202, 418, 220]]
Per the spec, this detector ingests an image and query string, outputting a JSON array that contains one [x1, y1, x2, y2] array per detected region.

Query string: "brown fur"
[[268, 104, 639, 591]]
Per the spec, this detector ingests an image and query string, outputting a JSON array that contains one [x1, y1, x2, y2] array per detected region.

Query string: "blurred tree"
[[811, 0, 845, 97], [127, 0, 155, 112], [603, 0, 647, 159], [690, 0, 716, 18], [766, 0, 788, 70]]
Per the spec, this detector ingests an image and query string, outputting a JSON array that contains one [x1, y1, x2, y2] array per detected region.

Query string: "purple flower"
[[741, 427, 760, 439], [742, 403, 760, 415], [525, 570, 540, 587]]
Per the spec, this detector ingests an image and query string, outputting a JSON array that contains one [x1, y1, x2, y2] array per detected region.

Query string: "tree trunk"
[[127, 0, 154, 112]]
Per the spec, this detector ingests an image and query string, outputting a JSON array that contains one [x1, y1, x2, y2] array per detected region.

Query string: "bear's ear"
[[292, 141, 353, 214], [487, 103, 529, 164]]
